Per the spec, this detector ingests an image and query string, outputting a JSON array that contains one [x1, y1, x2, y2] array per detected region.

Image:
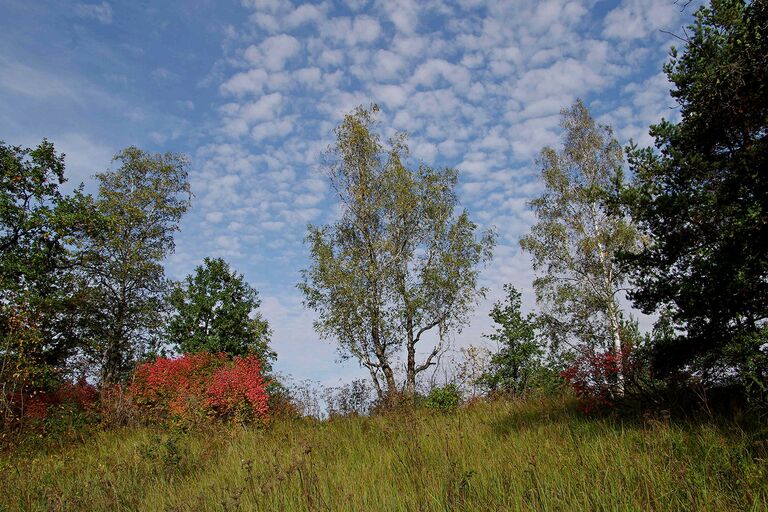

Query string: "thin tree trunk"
[[405, 315, 416, 397], [591, 204, 624, 396]]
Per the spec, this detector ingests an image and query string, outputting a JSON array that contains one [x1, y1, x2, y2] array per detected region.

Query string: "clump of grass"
[[2, 396, 766, 511]]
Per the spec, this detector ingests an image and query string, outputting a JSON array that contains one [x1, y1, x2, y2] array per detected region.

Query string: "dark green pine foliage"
[[622, 0, 768, 385], [167, 257, 274, 367]]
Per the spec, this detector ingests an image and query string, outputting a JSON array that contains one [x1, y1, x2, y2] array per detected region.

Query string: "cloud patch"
[[74, 2, 113, 24]]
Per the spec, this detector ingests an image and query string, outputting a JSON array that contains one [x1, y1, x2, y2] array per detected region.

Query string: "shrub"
[[265, 380, 300, 419], [22, 378, 98, 420], [207, 354, 269, 421], [424, 384, 461, 413], [130, 352, 270, 423], [98, 384, 141, 427], [560, 346, 634, 414], [324, 379, 373, 418]]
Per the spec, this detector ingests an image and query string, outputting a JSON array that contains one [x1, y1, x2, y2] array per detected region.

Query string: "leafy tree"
[[166, 257, 274, 366], [0, 140, 96, 386], [520, 100, 640, 396], [622, 0, 767, 388], [1, 139, 68, 297], [479, 284, 542, 395], [299, 105, 495, 401], [78, 147, 191, 383]]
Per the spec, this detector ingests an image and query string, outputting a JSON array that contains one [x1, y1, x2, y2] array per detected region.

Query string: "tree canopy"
[[0, 140, 97, 386], [622, 0, 768, 387], [299, 105, 495, 400], [479, 284, 542, 396], [77, 147, 191, 383], [520, 100, 641, 396], [167, 257, 274, 367]]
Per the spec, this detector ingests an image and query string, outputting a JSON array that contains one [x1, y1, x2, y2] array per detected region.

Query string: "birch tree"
[[520, 100, 639, 395], [299, 105, 495, 401]]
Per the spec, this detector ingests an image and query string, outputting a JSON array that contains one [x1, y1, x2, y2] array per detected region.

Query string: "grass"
[[1, 396, 767, 511]]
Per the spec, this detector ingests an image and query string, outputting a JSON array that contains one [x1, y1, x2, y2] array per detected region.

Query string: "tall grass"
[[2, 396, 766, 511]]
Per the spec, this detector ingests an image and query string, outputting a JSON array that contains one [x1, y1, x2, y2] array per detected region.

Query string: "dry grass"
[[2, 396, 766, 511]]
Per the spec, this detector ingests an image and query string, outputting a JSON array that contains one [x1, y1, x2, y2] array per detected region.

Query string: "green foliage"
[[621, 0, 768, 386], [479, 284, 544, 395], [424, 384, 461, 413], [1, 139, 70, 296], [77, 147, 191, 383], [299, 105, 495, 400], [0, 140, 98, 376], [167, 257, 274, 365], [0, 140, 96, 400], [520, 101, 640, 368]]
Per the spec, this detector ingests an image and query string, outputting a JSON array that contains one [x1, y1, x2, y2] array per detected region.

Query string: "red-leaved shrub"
[[21, 378, 98, 420], [561, 346, 632, 414], [207, 355, 269, 419], [130, 352, 269, 422]]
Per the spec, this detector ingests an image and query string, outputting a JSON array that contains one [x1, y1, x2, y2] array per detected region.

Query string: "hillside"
[[3, 397, 766, 511]]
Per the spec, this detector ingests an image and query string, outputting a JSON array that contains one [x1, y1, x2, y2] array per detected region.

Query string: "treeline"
[[1, 0, 766, 430], [0, 144, 276, 428]]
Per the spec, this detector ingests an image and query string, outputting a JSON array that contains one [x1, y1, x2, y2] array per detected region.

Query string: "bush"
[[207, 354, 269, 421], [560, 346, 639, 414], [130, 352, 270, 423], [424, 384, 461, 413], [265, 380, 301, 419], [98, 384, 140, 427]]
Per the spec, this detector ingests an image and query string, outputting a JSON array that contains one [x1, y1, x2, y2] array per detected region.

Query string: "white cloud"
[[377, 0, 420, 34], [206, 211, 225, 223], [372, 50, 407, 81], [603, 0, 680, 40], [0, 58, 81, 102], [191, 0, 689, 383], [371, 84, 409, 109], [322, 16, 382, 45], [241, 92, 283, 122], [251, 117, 294, 140], [410, 59, 471, 92], [74, 2, 113, 24], [220, 68, 269, 96], [244, 34, 301, 71]]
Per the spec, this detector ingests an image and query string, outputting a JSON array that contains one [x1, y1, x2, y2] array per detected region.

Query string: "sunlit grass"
[[2, 396, 766, 511]]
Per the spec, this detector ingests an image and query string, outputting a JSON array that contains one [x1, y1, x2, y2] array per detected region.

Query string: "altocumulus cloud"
[[168, 0, 698, 384]]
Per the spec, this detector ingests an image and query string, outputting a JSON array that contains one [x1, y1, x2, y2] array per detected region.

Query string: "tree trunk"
[[382, 364, 397, 401], [405, 316, 416, 398], [591, 204, 624, 397], [608, 301, 624, 397]]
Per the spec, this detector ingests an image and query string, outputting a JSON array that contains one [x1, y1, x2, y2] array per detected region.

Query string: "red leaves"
[[21, 378, 98, 419], [207, 355, 269, 418], [561, 346, 632, 414], [130, 352, 269, 422]]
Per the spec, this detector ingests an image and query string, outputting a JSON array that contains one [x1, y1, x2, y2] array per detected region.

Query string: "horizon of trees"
[[1, 0, 765, 423]]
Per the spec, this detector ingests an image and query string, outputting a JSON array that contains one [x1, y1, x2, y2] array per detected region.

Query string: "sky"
[[0, 0, 699, 386]]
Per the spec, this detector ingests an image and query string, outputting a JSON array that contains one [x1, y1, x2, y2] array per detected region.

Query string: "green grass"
[[2, 397, 767, 511]]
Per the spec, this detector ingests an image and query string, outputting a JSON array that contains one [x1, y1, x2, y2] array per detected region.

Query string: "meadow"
[[2, 397, 766, 512]]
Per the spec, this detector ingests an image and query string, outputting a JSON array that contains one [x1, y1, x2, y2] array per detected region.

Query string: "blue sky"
[[0, 0, 697, 386]]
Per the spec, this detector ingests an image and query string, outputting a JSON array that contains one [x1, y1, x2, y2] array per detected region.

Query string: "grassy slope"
[[1, 397, 766, 511]]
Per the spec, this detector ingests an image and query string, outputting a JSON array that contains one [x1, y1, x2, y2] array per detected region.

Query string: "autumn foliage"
[[561, 346, 632, 414], [130, 352, 269, 422], [15, 378, 98, 420]]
